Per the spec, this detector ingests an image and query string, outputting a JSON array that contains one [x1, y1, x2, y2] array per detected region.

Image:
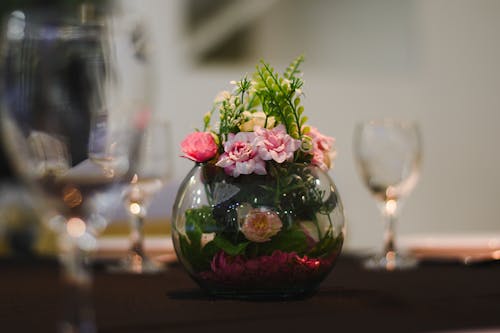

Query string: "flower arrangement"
[[181, 55, 336, 175], [173, 56, 344, 297]]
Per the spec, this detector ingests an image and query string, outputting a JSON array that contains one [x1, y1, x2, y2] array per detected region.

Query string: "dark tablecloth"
[[1, 254, 499, 333]]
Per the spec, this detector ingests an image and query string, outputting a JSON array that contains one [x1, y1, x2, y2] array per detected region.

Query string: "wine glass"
[[353, 119, 422, 270], [0, 5, 153, 331], [112, 120, 171, 274]]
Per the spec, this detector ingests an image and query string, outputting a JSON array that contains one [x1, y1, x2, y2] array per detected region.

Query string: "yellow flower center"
[[253, 215, 267, 232]]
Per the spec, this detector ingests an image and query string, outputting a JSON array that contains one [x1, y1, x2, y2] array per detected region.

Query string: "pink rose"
[[255, 124, 301, 163], [181, 132, 218, 162], [308, 126, 334, 151], [306, 127, 336, 171], [215, 132, 266, 177], [240, 208, 283, 242]]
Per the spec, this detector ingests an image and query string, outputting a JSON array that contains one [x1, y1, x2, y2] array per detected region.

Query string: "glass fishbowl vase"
[[171, 162, 345, 299]]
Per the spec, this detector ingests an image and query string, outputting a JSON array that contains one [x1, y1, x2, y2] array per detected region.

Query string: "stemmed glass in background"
[[114, 120, 171, 274], [353, 119, 422, 270], [0, 4, 154, 331]]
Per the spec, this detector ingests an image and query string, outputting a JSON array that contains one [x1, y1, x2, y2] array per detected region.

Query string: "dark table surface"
[[1, 253, 500, 333]]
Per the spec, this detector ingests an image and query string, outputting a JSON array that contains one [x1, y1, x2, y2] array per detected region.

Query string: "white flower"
[[239, 111, 275, 132], [214, 90, 231, 103]]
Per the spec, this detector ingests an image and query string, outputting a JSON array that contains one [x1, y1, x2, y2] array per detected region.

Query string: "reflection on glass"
[[112, 121, 171, 273], [353, 119, 421, 270], [0, 4, 153, 331]]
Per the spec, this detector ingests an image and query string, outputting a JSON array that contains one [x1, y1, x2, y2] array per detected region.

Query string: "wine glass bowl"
[[0, 6, 153, 331], [1, 10, 124, 243], [354, 119, 422, 270], [115, 120, 171, 274]]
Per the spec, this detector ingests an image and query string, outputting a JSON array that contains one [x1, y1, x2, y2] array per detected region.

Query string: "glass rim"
[[2, 9, 106, 43]]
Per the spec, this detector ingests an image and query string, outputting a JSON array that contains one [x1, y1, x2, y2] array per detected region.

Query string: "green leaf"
[[259, 227, 309, 255], [179, 234, 209, 271], [179, 234, 191, 258], [185, 206, 217, 233], [213, 235, 249, 256], [179, 206, 219, 271], [185, 215, 202, 251], [308, 232, 344, 258], [284, 55, 305, 79], [294, 97, 301, 107], [202, 240, 219, 258]]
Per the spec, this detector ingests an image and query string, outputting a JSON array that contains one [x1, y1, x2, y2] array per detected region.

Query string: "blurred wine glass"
[[353, 119, 422, 270], [112, 120, 171, 273], [0, 4, 154, 331]]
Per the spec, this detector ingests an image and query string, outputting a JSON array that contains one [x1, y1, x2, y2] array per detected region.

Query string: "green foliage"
[[284, 55, 305, 81], [266, 162, 336, 223], [178, 57, 343, 269], [203, 110, 213, 132], [218, 100, 243, 143], [212, 235, 249, 256], [179, 206, 219, 271], [179, 205, 249, 271], [257, 226, 309, 256], [253, 56, 307, 139], [203, 56, 308, 151], [185, 206, 217, 233], [179, 162, 340, 269], [179, 208, 207, 271], [307, 229, 344, 258], [210, 76, 255, 146]]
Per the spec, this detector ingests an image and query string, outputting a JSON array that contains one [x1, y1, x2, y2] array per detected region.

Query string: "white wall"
[[136, 0, 500, 251]]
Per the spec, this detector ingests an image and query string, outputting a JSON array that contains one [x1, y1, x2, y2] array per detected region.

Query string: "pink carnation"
[[215, 132, 266, 177], [240, 208, 283, 242], [255, 125, 300, 163], [308, 126, 334, 151], [181, 132, 218, 162], [306, 127, 336, 171]]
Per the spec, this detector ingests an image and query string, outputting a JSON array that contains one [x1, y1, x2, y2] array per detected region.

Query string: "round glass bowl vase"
[[172, 162, 345, 299]]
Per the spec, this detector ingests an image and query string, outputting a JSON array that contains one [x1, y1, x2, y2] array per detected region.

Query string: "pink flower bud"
[[181, 132, 218, 163]]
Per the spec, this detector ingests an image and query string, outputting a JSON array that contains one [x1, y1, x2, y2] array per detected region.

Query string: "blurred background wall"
[[126, 0, 500, 251]]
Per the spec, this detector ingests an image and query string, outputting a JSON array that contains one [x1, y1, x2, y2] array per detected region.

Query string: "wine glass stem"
[[59, 239, 97, 333], [383, 213, 397, 256], [129, 212, 145, 259]]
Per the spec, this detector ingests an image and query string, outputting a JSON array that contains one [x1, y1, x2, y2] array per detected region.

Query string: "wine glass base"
[[363, 251, 418, 271], [108, 253, 165, 274]]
